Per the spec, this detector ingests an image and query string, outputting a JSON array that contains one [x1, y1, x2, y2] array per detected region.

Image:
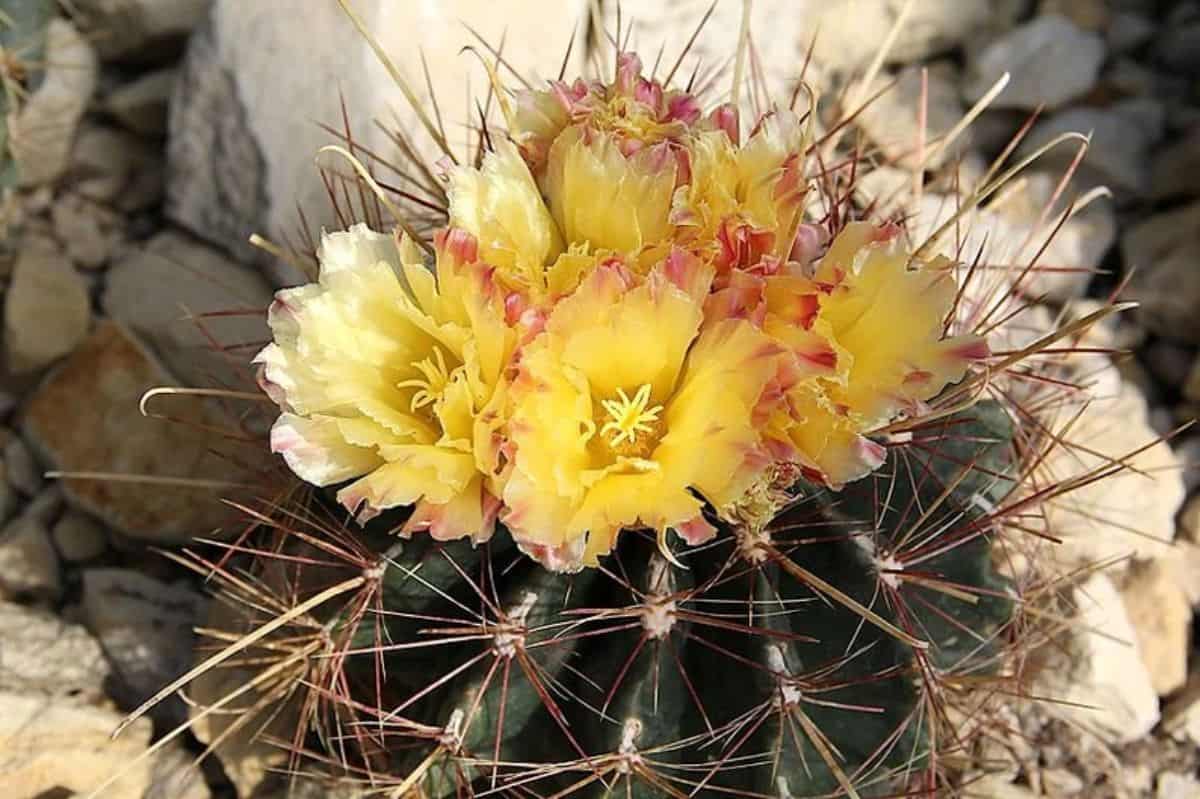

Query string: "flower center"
[[599, 384, 664, 454], [398, 346, 453, 412]]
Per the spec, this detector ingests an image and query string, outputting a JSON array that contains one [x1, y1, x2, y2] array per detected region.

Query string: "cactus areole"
[[247, 50, 1018, 798]]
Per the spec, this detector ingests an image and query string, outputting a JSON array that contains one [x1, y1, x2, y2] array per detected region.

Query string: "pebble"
[[51, 510, 108, 562], [105, 68, 176, 137], [4, 235, 92, 374], [0, 600, 110, 702], [1123, 202, 1200, 343], [51, 191, 126, 269], [0, 510, 62, 602], [964, 15, 1105, 111]]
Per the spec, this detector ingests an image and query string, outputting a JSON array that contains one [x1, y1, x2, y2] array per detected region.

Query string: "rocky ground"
[[0, 0, 1198, 797]]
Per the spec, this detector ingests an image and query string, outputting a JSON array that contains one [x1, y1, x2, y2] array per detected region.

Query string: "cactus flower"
[[254, 224, 514, 541]]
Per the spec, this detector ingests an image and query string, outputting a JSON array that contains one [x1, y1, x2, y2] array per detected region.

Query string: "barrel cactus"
[[127, 13, 1090, 799]]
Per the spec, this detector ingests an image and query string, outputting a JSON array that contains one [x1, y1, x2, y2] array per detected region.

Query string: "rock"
[[21, 321, 252, 544], [145, 744, 213, 799], [1039, 0, 1111, 30], [81, 568, 205, 726], [1108, 12, 1156, 54], [1177, 438, 1200, 495], [1155, 2, 1200, 74], [1020, 99, 1165, 198], [1159, 773, 1200, 799], [166, 0, 612, 279], [1187, 359, 1200, 403], [190, 593, 300, 797], [8, 18, 98, 186], [0, 691, 153, 799], [1041, 768, 1085, 796], [963, 776, 1037, 798], [853, 165, 913, 217], [105, 67, 176, 136], [0, 601, 110, 701], [1151, 127, 1200, 202], [1165, 671, 1200, 745], [1123, 202, 1200, 343], [1031, 573, 1159, 744], [4, 234, 92, 373], [0, 463, 17, 526], [1119, 559, 1191, 695], [906, 174, 1115, 302], [1040, 375, 1185, 567], [963, 15, 1105, 111], [855, 63, 966, 170], [72, 0, 210, 59], [103, 230, 274, 389], [70, 124, 165, 212], [50, 191, 125, 269], [3, 431, 43, 497], [52, 510, 108, 562], [0, 509, 61, 601], [1143, 339, 1196, 389]]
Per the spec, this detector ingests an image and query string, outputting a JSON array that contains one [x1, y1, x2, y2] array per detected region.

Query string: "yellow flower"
[[447, 141, 564, 298], [672, 109, 811, 277], [254, 224, 515, 542], [502, 250, 781, 570], [754, 223, 989, 486]]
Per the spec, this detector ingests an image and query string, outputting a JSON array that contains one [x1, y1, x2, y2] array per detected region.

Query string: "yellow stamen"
[[398, 347, 453, 412], [600, 384, 664, 448]]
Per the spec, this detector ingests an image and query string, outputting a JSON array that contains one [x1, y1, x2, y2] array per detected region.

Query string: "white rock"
[[52, 510, 108, 562], [1122, 202, 1200, 343], [0, 691, 153, 799], [102, 230, 274, 388], [855, 64, 965, 170], [4, 234, 91, 373], [1159, 773, 1200, 799], [168, 0, 589, 277], [1039, 377, 1184, 567], [0, 511, 61, 601], [1119, 558, 1192, 696], [104, 67, 176, 136], [609, 0, 1019, 83], [964, 15, 1105, 111], [73, 0, 210, 59], [81, 568, 205, 726], [8, 19, 98, 187], [51, 191, 125, 269], [963, 776, 1037, 798], [0, 600, 110, 701], [1032, 573, 1159, 744]]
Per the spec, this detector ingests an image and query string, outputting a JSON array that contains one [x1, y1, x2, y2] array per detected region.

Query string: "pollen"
[[599, 384, 664, 450], [398, 346, 455, 412]]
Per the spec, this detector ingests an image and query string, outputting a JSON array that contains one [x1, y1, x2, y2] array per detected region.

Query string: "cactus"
[[0, 0, 53, 188], [119, 8, 1130, 799]]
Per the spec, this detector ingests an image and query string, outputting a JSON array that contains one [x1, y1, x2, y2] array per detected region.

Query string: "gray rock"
[[1155, 2, 1200, 74], [70, 124, 164, 212], [52, 510, 108, 562], [146, 743, 213, 799], [81, 569, 205, 726], [0, 600, 110, 702], [1020, 99, 1165, 198], [51, 191, 125, 269], [1151, 127, 1200, 201], [0, 510, 61, 601], [103, 230, 273, 389], [72, 0, 210, 59], [3, 431, 43, 497], [105, 67, 176, 137], [1123, 202, 1200, 343], [21, 321, 257, 544], [4, 234, 91, 374], [1108, 11, 1156, 54], [1143, 340, 1195, 388], [8, 19, 98, 187], [964, 15, 1105, 111]]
